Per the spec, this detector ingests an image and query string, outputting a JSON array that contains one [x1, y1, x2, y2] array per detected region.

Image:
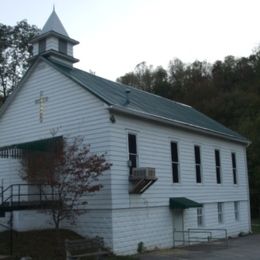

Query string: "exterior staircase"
[[0, 183, 60, 255], [0, 184, 60, 217]]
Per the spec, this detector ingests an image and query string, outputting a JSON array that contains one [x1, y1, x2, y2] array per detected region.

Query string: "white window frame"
[[127, 132, 139, 175], [194, 145, 202, 184], [197, 206, 204, 227], [217, 202, 224, 224], [215, 149, 222, 184], [234, 201, 239, 221], [231, 152, 238, 185], [170, 141, 180, 183]]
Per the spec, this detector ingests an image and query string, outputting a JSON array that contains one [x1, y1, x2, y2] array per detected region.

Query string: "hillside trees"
[[117, 54, 260, 217], [0, 20, 39, 102]]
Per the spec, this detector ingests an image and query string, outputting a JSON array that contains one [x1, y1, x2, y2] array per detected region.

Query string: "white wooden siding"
[[0, 158, 25, 232], [184, 201, 250, 237], [112, 206, 173, 255], [0, 60, 114, 241], [32, 39, 73, 57], [46, 37, 58, 51], [109, 114, 250, 254], [67, 43, 73, 56], [63, 210, 113, 250], [0, 60, 251, 254], [13, 210, 53, 231], [110, 114, 250, 208], [0, 60, 112, 209]]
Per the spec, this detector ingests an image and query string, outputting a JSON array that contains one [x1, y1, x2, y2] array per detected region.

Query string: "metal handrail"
[[188, 228, 228, 246], [173, 228, 228, 247], [0, 183, 59, 207], [173, 230, 212, 246]]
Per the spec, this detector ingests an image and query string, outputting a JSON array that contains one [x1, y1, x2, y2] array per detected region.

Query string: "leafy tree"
[[0, 20, 39, 101], [168, 58, 186, 99], [20, 137, 111, 229], [152, 66, 171, 98], [117, 62, 154, 92]]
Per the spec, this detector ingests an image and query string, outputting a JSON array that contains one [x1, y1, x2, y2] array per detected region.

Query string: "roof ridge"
[[44, 59, 248, 144], [71, 65, 192, 109]]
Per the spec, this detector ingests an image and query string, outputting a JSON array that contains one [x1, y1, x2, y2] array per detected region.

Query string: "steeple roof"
[[30, 10, 79, 45], [29, 9, 79, 65], [40, 9, 68, 36]]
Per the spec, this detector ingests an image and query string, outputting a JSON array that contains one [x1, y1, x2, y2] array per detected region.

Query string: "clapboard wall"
[[0, 61, 113, 243], [0, 60, 251, 254], [109, 114, 250, 254]]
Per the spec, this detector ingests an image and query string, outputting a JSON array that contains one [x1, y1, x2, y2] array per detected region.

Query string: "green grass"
[[252, 218, 260, 234], [0, 229, 139, 260]]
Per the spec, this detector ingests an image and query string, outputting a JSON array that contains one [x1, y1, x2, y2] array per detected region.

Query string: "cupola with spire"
[[30, 8, 79, 66]]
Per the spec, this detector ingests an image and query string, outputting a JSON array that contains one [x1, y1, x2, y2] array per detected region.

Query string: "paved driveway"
[[140, 234, 260, 260]]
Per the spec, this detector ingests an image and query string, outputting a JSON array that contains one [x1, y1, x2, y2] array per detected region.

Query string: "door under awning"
[[169, 197, 202, 209]]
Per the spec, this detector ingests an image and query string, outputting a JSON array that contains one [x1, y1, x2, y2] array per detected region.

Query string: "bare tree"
[[20, 136, 111, 229]]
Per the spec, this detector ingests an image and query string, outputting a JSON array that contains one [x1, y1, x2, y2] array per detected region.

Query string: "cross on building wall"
[[35, 91, 48, 123]]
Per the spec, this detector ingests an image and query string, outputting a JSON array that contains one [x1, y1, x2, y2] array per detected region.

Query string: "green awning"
[[0, 136, 63, 158], [15, 136, 63, 151], [169, 197, 202, 209]]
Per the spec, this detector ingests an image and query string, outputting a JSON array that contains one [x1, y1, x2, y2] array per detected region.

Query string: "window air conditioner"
[[132, 167, 156, 180]]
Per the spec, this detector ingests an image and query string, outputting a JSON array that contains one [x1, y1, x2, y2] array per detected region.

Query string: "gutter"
[[108, 105, 250, 146]]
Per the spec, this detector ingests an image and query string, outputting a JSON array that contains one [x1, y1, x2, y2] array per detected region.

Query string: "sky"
[[2, 0, 260, 81]]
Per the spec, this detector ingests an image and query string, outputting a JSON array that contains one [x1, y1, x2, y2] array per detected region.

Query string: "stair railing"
[[0, 183, 58, 207]]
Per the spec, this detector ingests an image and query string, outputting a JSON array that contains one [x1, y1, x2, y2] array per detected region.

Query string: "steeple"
[[30, 10, 79, 66], [41, 9, 68, 36]]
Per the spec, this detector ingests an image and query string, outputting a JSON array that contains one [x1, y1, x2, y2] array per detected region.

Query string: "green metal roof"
[[169, 197, 202, 209], [45, 58, 248, 144], [31, 10, 79, 45], [41, 10, 68, 37]]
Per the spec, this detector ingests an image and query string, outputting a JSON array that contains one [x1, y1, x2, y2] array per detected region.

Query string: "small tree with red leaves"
[[20, 136, 111, 229]]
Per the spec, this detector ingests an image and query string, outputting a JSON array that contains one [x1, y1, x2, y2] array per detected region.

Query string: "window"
[[128, 133, 138, 175], [234, 201, 239, 221], [215, 150, 221, 184], [171, 142, 179, 183], [194, 145, 202, 183], [59, 39, 67, 54], [197, 207, 203, 226], [217, 202, 223, 224], [39, 39, 46, 53], [232, 153, 237, 184]]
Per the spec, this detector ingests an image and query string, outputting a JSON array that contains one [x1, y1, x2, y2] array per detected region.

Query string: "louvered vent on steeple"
[[30, 9, 79, 66]]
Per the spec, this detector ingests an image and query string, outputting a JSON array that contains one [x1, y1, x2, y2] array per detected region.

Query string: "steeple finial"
[[53, 4, 55, 12]]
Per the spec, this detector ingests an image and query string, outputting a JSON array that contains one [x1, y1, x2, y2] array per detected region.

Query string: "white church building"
[[0, 11, 251, 255]]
